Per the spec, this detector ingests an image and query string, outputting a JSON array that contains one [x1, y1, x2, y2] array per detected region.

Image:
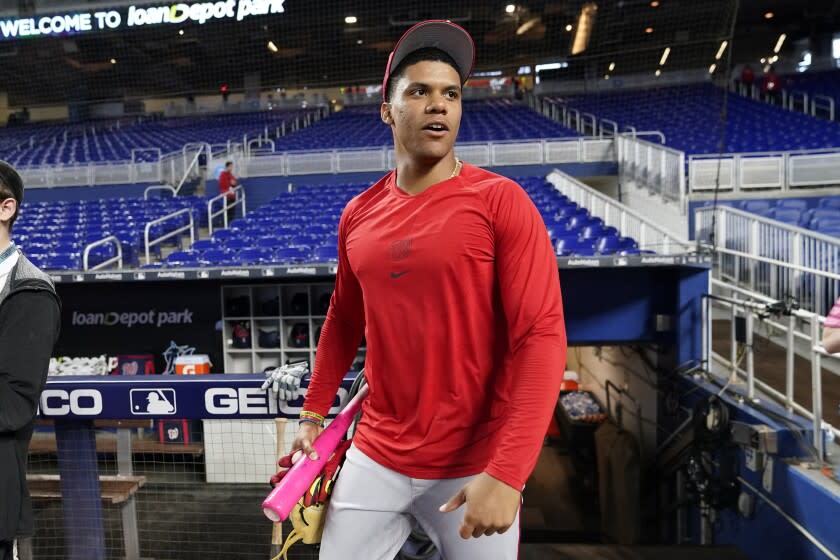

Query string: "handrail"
[[633, 130, 666, 144], [83, 236, 123, 271], [174, 148, 204, 195], [811, 94, 835, 121], [144, 185, 176, 199], [581, 112, 598, 136], [247, 137, 274, 153], [695, 202, 840, 247], [599, 118, 618, 138], [688, 145, 840, 160], [701, 245, 840, 282], [144, 208, 195, 265], [548, 169, 690, 253], [566, 107, 580, 131], [623, 125, 637, 136], [787, 90, 809, 114], [705, 280, 840, 456], [207, 185, 246, 235]]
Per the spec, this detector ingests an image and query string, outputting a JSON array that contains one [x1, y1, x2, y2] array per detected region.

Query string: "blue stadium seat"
[[238, 247, 274, 265], [201, 249, 239, 267], [313, 245, 339, 262], [275, 247, 311, 264], [165, 251, 201, 267]]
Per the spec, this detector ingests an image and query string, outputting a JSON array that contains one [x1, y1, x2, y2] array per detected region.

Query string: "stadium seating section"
[[697, 196, 840, 238], [781, 70, 840, 115], [13, 178, 643, 271], [14, 196, 208, 270], [270, 100, 580, 151], [0, 100, 578, 166], [556, 83, 840, 154], [0, 111, 305, 166]]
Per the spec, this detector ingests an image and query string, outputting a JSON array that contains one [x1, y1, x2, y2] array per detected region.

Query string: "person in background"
[[761, 65, 782, 104], [218, 161, 239, 225], [0, 161, 61, 560], [740, 64, 754, 89], [823, 298, 840, 354]]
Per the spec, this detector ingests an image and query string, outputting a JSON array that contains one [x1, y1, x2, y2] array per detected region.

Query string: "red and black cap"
[[382, 20, 475, 100]]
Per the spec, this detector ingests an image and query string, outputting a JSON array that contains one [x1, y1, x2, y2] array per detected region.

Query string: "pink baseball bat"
[[262, 384, 369, 522]]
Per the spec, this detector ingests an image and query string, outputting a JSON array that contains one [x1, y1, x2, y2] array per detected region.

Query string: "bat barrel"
[[262, 384, 369, 521]]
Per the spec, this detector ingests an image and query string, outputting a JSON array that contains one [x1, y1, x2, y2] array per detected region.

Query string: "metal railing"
[[173, 146, 206, 195], [82, 236, 123, 271], [207, 186, 247, 235], [812, 94, 836, 121], [703, 279, 839, 460], [236, 137, 617, 178], [548, 169, 691, 254], [143, 185, 176, 199], [144, 209, 195, 265], [733, 82, 836, 122], [688, 147, 840, 193], [617, 134, 686, 209], [695, 205, 840, 316]]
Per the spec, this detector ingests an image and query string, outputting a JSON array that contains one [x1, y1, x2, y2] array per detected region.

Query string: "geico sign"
[[40, 389, 103, 416], [205, 388, 279, 415], [204, 387, 348, 415]]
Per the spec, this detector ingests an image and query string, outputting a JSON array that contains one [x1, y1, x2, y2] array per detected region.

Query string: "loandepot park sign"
[[0, 0, 284, 40]]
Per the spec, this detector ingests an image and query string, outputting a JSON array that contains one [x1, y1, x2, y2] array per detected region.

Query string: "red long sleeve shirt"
[[303, 162, 567, 490], [218, 170, 237, 199]]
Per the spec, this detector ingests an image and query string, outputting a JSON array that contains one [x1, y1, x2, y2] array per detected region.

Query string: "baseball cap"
[[0, 160, 23, 204], [382, 20, 475, 100]]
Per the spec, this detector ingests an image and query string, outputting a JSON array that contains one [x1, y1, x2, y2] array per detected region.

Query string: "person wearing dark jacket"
[[0, 161, 61, 560]]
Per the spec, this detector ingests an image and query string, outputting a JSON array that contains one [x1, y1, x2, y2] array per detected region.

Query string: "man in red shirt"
[[761, 66, 782, 104], [217, 161, 238, 224], [292, 20, 567, 559]]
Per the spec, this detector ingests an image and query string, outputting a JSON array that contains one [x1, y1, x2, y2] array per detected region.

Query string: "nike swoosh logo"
[[390, 270, 409, 279]]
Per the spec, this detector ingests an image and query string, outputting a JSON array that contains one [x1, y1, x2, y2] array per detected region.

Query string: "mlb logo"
[[129, 389, 177, 416]]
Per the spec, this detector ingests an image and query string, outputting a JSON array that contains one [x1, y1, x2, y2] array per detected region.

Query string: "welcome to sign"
[[0, 0, 285, 40]]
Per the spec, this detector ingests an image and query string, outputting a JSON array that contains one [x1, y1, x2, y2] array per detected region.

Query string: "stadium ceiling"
[[0, 0, 836, 107]]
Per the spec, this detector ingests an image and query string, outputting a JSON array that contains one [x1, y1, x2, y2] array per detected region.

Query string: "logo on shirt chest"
[[390, 238, 413, 261]]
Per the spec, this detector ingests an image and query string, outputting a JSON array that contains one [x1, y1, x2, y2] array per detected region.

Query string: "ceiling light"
[[344, 16, 357, 24], [565, 24, 573, 31], [655, 69, 661, 77], [110, 58, 116, 64], [178, 29, 184, 36], [764, 12, 774, 19], [645, 27, 654, 34], [769, 55, 779, 63], [357, 39, 363, 45], [535, 62, 568, 72], [650, 0, 660, 6], [604, 74, 610, 80], [715, 41, 728, 60], [774, 33, 786, 53], [608, 62, 615, 72], [517, 17, 540, 35], [659, 47, 670, 66], [760, 58, 766, 63], [709, 63, 717, 74], [505, 4, 516, 14], [571, 3, 597, 55], [267, 41, 278, 53]]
